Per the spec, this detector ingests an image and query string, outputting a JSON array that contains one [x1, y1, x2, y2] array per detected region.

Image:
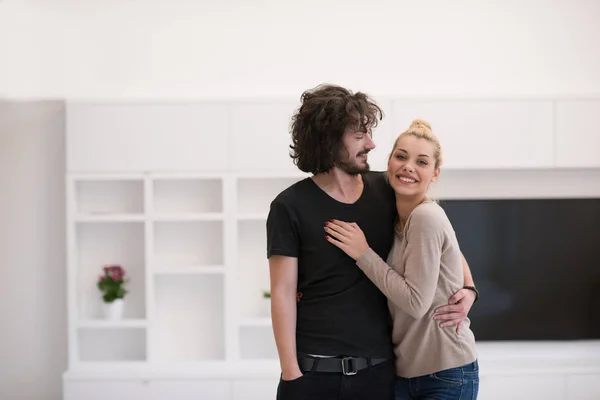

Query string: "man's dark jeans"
[[276, 359, 396, 400]]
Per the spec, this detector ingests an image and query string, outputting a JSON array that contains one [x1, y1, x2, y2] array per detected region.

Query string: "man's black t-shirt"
[[266, 171, 397, 358]]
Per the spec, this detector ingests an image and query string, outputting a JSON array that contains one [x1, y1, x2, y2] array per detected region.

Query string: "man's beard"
[[336, 150, 370, 175]]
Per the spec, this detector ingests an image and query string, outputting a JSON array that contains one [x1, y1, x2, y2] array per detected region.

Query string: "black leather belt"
[[298, 355, 389, 376]]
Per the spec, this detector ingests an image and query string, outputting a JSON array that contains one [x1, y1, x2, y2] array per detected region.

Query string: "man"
[[266, 84, 478, 400]]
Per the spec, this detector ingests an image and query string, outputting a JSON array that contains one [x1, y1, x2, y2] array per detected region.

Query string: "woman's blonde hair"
[[389, 118, 443, 169]]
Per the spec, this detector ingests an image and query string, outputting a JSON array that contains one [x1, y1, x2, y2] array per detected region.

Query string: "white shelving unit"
[[234, 176, 303, 362], [63, 100, 600, 400], [66, 172, 306, 372]]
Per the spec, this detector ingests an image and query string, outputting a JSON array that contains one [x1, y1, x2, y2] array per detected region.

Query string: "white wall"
[[0, 0, 599, 100], [0, 101, 67, 400], [0, 1, 599, 399]]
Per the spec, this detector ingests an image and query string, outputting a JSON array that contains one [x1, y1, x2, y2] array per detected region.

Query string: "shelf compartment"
[[77, 319, 148, 329], [75, 180, 144, 217], [236, 177, 302, 215], [153, 265, 225, 275], [237, 220, 270, 320], [153, 221, 224, 267], [239, 317, 271, 327], [153, 178, 223, 215], [76, 222, 146, 320], [78, 327, 146, 362], [239, 325, 278, 360], [75, 214, 145, 223], [152, 213, 224, 222], [236, 213, 268, 221], [153, 274, 225, 362]]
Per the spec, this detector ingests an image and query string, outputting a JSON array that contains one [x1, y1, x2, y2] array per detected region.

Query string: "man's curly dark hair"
[[289, 84, 383, 174]]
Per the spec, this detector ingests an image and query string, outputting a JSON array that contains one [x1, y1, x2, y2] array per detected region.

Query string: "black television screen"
[[439, 198, 600, 341]]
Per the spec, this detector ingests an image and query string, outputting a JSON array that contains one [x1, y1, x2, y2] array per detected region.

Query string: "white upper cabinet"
[[229, 100, 398, 174], [390, 100, 555, 169], [66, 103, 229, 173], [365, 99, 394, 173], [65, 99, 600, 173], [556, 100, 600, 168], [229, 102, 302, 173]]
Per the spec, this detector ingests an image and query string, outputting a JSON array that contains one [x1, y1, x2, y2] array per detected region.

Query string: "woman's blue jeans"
[[394, 360, 479, 400]]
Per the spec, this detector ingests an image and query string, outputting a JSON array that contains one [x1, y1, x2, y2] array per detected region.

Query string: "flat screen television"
[[438, 198, 600, 341]]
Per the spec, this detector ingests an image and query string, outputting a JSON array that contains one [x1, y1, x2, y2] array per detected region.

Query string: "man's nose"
[[366, 135, 376, 150]]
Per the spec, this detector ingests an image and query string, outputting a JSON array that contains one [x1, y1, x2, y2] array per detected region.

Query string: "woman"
[[324, 119, 479, 400]]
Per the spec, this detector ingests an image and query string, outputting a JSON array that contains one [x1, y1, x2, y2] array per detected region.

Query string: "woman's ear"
[[431, 167, 441, 183]]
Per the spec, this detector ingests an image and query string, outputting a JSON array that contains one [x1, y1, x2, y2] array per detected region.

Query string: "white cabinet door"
[[390, 100, 554, 169], [566, 374, 600, 400], [63, 380, 149, 400], [366, 99, 395, 173], [148, 380, 232, 400], [556, 100, 600, 168], [478, 374, 566, 400], [230, 102, 300, 173], [67, 103, 229, 173], [64, 379, 233, 400], [230, 100, 397, 174], [232, 380, 279, 400]]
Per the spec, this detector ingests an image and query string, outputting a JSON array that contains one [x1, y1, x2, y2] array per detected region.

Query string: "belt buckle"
[[341, 357, 357, 376]]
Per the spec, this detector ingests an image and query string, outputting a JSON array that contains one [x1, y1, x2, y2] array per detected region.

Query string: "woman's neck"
[[395, 195, 429, 227]]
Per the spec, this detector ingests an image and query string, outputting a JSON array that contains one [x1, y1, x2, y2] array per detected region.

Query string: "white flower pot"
[[103, 299, 124, 320], [262, 297, 271, 318]]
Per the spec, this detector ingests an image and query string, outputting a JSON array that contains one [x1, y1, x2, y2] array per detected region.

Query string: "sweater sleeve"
[[355, 207, 443, 318]]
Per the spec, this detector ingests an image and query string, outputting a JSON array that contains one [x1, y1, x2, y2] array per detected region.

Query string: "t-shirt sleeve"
[[266, 198, 299, 258]]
